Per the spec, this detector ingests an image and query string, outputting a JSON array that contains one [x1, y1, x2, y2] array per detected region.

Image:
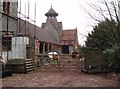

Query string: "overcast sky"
[[18, 0, 115, 46]]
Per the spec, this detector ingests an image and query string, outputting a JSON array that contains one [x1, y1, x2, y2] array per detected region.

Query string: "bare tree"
[[81, 0, 120, 46]]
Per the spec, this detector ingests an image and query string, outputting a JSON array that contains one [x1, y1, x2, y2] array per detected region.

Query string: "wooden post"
[[48, 43, 49, 52], [43, 43, 45, 54]]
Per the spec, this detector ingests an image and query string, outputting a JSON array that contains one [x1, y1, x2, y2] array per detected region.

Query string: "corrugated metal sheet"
[[12, 37, 29, 45], [12, 44, 26, 59], [2, 51, 12, 63], [2, 36, 29, 63], [12, 37, 29, 59]]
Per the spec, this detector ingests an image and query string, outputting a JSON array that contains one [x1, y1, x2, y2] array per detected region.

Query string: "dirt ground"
[[2, 66, 120, 87]]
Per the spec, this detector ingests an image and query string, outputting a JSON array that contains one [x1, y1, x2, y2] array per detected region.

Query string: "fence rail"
[[36, 54, 83, 70]]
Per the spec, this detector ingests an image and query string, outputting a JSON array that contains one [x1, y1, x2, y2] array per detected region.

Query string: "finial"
[[50, 2, 53, 9], [51, 5, 52, 9]]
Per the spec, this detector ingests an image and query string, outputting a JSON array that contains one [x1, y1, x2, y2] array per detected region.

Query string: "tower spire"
[[45, 6, 59, 30], [45, 6, 58, 17]]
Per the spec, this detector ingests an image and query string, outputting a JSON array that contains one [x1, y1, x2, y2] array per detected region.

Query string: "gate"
[[36, 53, 84, 71]]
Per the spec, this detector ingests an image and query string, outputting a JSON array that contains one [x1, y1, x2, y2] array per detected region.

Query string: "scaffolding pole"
[[6, 2, 10, 61], [34, 2, 36, 63]]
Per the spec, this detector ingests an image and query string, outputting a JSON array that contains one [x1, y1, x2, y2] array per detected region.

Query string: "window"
[[2, 36, 12, 51], [3, 1, 10, 14], [3, 2, 6, 12]]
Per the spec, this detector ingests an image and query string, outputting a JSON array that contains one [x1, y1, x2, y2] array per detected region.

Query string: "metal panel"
[[0, 0, 3, 12], [12, 36, 29, 45], [12, 37, 29, 59], [2, 51, 12, 63], [12, 44, 26, 59], [2, 36, 29, 63]]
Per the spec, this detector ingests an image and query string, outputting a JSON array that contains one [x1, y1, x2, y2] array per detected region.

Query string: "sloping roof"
[[61, 29, 78, 45], [41, 21, 63, 36], [45, 6, 58, 16], [18, 18, 60, 44], [38, 21, 60, 44], [62, 29, 77, 35]]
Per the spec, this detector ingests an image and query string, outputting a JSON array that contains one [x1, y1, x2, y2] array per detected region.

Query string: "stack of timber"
[[25, 59, 35, 73]]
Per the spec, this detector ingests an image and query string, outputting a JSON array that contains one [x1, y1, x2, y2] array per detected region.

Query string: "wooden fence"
[[36, 54, 83, 70]]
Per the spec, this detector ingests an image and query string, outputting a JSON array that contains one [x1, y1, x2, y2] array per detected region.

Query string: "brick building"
[[19, 6, 78, 54], [41, 6, 79, 54], [1, 1, 78, 63]]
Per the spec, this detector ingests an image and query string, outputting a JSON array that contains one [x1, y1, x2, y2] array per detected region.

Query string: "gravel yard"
[[2, 67, 119, 87]]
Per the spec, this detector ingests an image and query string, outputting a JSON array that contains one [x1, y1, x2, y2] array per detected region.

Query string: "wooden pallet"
[[25, 59, 35, 73]]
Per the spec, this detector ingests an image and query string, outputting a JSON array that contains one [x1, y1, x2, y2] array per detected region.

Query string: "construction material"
[[25, 59, 35, 73], [6, 59, 34, 73]]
